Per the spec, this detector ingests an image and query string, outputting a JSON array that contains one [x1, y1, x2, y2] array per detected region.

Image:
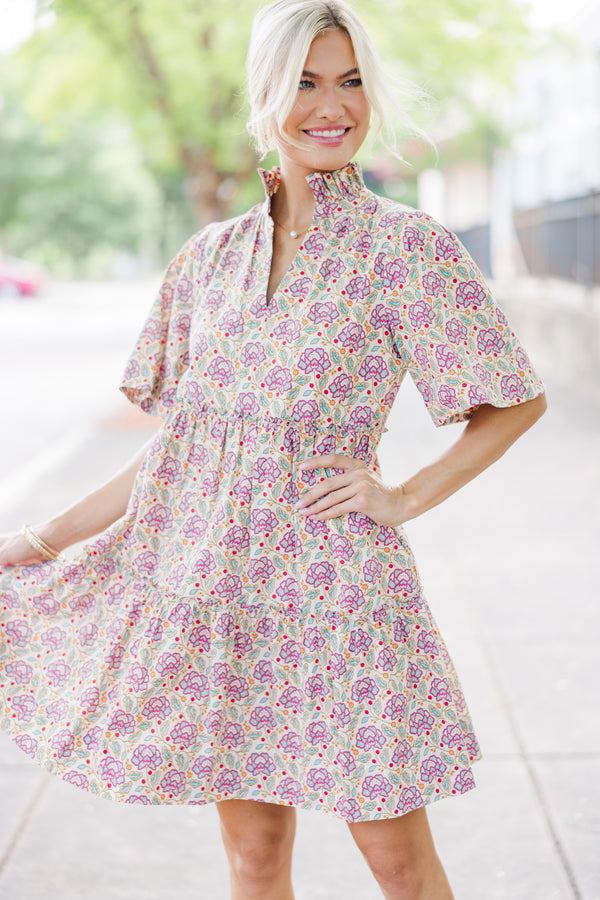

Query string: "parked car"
[[0, 257, 46, 296]]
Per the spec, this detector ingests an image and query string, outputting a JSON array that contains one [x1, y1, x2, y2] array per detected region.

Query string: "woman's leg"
[[348, 807, 455, 900], [216, 799, 296, 900]]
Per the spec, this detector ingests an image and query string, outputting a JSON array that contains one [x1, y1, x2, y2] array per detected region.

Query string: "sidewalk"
[[0, 378, 598, 900]]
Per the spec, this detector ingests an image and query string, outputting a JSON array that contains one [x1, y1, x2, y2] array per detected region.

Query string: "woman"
[[0, 1, 546, 897]]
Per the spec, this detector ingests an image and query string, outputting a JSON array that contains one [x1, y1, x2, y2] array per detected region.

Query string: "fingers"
[[295, 471, 357, 510], [296, 482, 358, 516]]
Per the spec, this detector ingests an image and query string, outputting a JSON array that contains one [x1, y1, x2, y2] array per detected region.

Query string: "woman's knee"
[[218, 800, 296, 885]]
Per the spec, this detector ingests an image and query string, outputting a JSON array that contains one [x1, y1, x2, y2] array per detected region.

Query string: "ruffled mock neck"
[[258, 161, 367, 211]]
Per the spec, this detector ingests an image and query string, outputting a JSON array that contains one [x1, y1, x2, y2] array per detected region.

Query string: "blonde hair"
[[245, 0, 423, 160]]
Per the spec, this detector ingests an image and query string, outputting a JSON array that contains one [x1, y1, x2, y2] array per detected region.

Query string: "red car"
[[0, 257, 45, 296]]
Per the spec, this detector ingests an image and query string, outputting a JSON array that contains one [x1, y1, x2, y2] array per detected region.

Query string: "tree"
[[14, 0, 534, 225]]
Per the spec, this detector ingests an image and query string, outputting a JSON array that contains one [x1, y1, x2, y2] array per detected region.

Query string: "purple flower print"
[[64, 771, 89, 790], [215, 612, 235, 638], [191, 550, 215, 575], [417, 631, 438, 655], [256, 616, 276, 638], [134, 550, 160, 577], [168, 602, 193, 630], [348, 406, 372, 429], [435, 344, 458, 372], [363, 558, 383, 583], [277, 777, 305, 804], [392, 740, 413, 766], [288, 276, 311, 298], [389, 567, 417, 595], [376, 647, 398, 671], [298, 347, 332, 376], [51, 728, 75, 759], [212, 663, 232, 686], [355, 726, 386, 752], [358, 355, 389, 381], [328, 374, 354, 400], [183, 515, 208, 543], [240, 341, 267, 365], [248, 557, 275, 582], [203, 286, 224, 310], [281, 483, 300, 510], [155, 652, 184, 677], [374, 253, 409, 289], [250, 509, 278, 534], [304, 675, 329, 699], [308, 301, 339, 324], [204, 710, 224, 734], [304, 516, 327, 537], [169, 720, 198, 748], [109, 709, 136, 736], [214, 574, 243, 602], [438, 384, 458, 408], [473, 362, 493, 387], [131, 745, 163, 770], [207, 356, 235, 385], [279, 731, 302, 754], [348, 628, 373, 654], [408, 300, 435, 330], [420, 755, 447, 783], [430, 678, 452, 703], [350, 678, 379, 703], [221, 722, 246, 748], [454, 769, 475, 793], [249, 705, 276, 730], [399, 786, 422, 814], [265, 365, 292, 393], [305, 720, 333, 745], [188, 625, 211, 652], [501, 373, 526, 401], [279, 640, 302, 665], [335, 751, 357, 776], [142, 503, 174, 532], [45, 661, 71, 688], [40, 626, 66, 651], [338, 584, 366, 613], [329, 534, 353, 563], [218, 308, 244, 337], [456, 280, 487, 310], [353, 231, 374, 253], [347, 512, 373, 535], [235, 633, 254, 656], [254, 456, 282, 482], [98, 756, 126, 787], [327, 653, 347, 679], [189, 442, 209, 467], [422, 271, 446, 297], [179, 671, 209, 698], [468, 385, 489, 406], [333, 215, 353, 236], [83, 726, 103, 750], [441, 724, 464, 747], [68, 591, 96, 615], [319, 257, 346, 281], [214, 768, 242, 793], [337, 796, 361, 822], [332, 702, 351, 727], [141, 695, 172, 720], [384, 694, 407, 720], [291, 399, 319, 425], [46, 698, 68, 721], [227, 677, 249, 701], [31, 592, 59, 616], [279, 687, 304, 710], [156, 456, 183, 484], [4, 661, 33, 685], [477, 327, 505, 354], [413, 344, 430, 373], [303, 232, 327, 254], [191, 755, 214, 778], [338, 322, 366, 350], [253, 660, 274, 683], [407, 663, 423, 685], [346, 275, 372, 301], [403, 226, 425, 252], [247, 752, 276, 777], [415, 379, 433, 404], [362, 774, 393, 800], [5, 620, 32, 649], [409, 708, 435, 736], [445, 317, 467, 344], [201, 470, 220, 494], [435, 234, 458, 259], [306, 561, 337, 587], [275, 319, 302, 343], [307, 768, 336, 792], [303, 626, 325, 652], [160, 770, 187, 796]]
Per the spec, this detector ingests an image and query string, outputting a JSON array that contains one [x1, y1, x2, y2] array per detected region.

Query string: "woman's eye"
[[344, 78, 362, 88], [299, 79, 314, 90]]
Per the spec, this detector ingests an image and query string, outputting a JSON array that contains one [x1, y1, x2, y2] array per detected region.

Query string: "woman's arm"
[[0, 434, 156, 566], [294, 393, 547, 526]]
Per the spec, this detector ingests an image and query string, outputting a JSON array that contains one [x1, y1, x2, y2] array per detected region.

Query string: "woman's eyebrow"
[[301, 67, 360, 80]]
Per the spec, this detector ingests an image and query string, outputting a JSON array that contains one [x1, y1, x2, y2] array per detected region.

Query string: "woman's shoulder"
[[367, 192, 447, 240], [180, 203, 264, 259]]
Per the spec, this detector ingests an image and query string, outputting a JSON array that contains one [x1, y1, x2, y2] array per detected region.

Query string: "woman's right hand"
[[0, 531, 47, 568]]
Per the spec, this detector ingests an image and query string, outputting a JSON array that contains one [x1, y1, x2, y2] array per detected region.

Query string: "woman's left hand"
[[294, 454, 405, 527]]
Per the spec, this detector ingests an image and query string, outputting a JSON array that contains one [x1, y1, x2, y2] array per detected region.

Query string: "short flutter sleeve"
[[393, 214, 544, 426], [120, 233, 202, 418]]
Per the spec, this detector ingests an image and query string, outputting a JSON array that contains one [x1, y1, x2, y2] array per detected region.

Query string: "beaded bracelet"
[[20, 525, 63, 562]]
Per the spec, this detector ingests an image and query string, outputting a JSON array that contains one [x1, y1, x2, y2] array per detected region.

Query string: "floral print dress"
[[0, 162, 544, 822]]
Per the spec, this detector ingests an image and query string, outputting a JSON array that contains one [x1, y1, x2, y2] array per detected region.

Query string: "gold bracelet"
[[20, 525, 63, 562]]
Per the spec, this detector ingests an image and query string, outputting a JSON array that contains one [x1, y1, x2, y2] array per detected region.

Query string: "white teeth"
[[306, 129, 347, 138]]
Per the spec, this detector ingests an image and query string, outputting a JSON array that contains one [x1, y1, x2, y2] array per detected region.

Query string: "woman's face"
[[275, 28, 371, 177]]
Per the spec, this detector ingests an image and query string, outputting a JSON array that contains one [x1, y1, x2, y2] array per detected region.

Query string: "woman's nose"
[[315, 85, 344, 118]]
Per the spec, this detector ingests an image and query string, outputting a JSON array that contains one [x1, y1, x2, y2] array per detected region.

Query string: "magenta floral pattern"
[[0, 162, 543, 822]]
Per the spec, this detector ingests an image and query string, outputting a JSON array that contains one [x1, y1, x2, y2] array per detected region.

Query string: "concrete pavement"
[[0, 328, 598, 897]]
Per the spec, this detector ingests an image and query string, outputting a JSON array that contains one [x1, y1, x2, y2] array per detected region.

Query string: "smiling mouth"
[[304, 127, 351, 140]]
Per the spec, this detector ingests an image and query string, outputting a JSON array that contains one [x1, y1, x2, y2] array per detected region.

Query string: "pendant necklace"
[[271, 215, 311, 240]]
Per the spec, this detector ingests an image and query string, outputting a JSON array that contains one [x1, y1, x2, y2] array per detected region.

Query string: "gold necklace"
[[270, 214, 311, 240]]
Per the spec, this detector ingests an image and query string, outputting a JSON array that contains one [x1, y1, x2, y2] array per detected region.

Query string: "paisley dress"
[[0, 162, 544, 822]]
